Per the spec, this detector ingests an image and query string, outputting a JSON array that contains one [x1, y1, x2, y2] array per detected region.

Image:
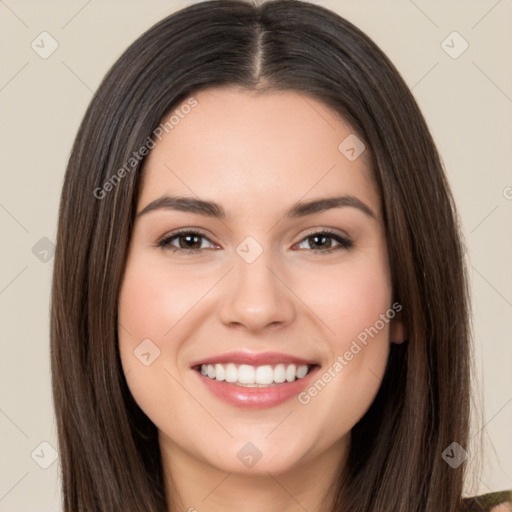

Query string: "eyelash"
[[157, 228, 353, 255]]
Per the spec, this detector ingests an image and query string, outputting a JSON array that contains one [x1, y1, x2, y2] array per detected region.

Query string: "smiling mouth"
[[193, 363, 317, 387]]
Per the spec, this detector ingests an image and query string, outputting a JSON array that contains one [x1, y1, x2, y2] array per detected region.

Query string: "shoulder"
[[461, 490, 512, 512]]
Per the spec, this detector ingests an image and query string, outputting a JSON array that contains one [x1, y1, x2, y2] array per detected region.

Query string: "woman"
[[50, 0, 511, 511]]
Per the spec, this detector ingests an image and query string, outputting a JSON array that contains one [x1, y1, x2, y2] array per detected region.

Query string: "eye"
[[157, 229, 218, 253], [157, 228, 352, 254], [294, 230, 353, 253]]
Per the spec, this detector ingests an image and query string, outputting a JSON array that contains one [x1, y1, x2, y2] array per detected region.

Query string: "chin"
[[196, 433, 321, 476]]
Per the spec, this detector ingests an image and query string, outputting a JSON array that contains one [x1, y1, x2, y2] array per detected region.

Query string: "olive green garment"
[[461, 490, 512, 511]]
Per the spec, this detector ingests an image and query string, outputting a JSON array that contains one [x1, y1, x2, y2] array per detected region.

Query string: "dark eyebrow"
[[286, 195, 376, 220], [137, 196, 225, 218], [136, 194, 376, 220]]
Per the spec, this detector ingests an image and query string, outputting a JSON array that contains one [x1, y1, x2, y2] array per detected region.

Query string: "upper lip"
[[190, 351, 318, 368]]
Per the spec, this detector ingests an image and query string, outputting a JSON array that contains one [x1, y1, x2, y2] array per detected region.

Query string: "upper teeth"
[[200, 363, 310, 386]]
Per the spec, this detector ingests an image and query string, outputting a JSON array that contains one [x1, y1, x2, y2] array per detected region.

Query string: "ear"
[[390, 313, 407, 344]]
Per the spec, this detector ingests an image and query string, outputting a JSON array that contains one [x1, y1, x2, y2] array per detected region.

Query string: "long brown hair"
[[51, 1, 471, 510]]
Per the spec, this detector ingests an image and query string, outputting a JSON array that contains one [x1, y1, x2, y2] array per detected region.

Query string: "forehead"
[[138, 87, 378, 215]]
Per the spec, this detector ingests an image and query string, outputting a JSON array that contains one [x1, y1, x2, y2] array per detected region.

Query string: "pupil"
[[181, 234, 200, 249], [310, 234, 330, 248]]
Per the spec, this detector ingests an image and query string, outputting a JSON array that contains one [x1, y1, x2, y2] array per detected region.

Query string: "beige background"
[[1, 1, 511, 510]]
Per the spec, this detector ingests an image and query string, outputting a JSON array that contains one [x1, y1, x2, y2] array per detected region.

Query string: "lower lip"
[[194, 366, 319, 409]]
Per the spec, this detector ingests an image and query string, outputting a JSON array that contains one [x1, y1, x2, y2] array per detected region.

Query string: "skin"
[[118, 87, 405, 512]]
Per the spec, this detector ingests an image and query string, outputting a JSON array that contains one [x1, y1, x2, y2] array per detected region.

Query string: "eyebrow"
[[136, 194, 376, 220]]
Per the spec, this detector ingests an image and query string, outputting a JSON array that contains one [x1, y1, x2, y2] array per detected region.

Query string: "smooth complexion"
[[118, 87, 405, 512]]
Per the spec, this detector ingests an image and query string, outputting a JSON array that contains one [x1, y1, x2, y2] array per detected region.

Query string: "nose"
[[218, 249, 296, 332]]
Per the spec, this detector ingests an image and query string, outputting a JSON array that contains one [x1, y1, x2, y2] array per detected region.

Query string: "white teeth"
[[215, 363, 226, 381], [273, 364, 286, 383], [285, 364, 297, 382], [225, 363, 238, 383], [238, 365, 255, 384], [255, 365, 274, 385], [199, 363, 311, 386], [296, 365, 308, 379]]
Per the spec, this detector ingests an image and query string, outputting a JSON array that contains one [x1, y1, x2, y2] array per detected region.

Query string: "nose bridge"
[[236, 247, 276, 295], [218, 237, 295, 330]]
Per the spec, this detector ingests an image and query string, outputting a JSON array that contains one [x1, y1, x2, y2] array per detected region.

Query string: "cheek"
[[119, 260, 193, 340], [117, 257, 198, 434], [292, 253, 393, 426], [329, 262, 392, 378], [117, 256, 191, 385], [294, 254, 392, 346]]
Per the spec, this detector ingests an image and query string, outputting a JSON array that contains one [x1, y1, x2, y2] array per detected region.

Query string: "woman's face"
[[118, 87, 404, 477]]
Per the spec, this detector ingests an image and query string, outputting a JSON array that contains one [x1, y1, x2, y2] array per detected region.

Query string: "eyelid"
[[299, 226, 351, 241], [157, 227, 218, 251], [158, 226, 211, 240], [293, 227, 353, 252]]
